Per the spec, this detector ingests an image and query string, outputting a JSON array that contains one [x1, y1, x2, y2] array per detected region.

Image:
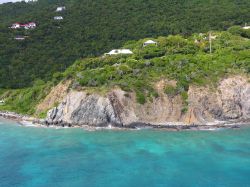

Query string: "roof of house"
[[14, 36, 25, 40], [22, 22, 35, 25], [56, 6, 66, 10], [106, 49, 133, 55], [54, 16, 63, 19], [243, 26, 250, 29], [144, 40, 157, 44]]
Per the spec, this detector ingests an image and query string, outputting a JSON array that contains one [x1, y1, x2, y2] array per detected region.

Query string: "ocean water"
[[0, 118, 249, 187]]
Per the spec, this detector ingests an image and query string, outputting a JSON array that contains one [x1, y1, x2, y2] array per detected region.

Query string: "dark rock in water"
[[231, 125, 240, 129]]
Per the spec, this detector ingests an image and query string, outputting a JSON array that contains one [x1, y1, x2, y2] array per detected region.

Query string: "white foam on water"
[[135, 126, 153, 130], [19, 121, 38, 127], [199, 127, 222, 131]]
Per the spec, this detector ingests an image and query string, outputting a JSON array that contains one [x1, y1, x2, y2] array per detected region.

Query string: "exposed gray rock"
[[45, 76, 250, 127], [46, 92, 123, 127], [241, 86, 250, 118], [71, 95, 122, 126]]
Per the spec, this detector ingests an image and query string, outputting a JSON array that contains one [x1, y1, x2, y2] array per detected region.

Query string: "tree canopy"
[[0, 0, 250, 88]]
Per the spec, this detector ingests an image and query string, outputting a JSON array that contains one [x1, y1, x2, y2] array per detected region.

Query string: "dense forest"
[[0, 0, 250, 88]]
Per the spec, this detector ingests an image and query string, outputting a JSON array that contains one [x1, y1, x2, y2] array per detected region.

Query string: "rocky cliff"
[[44, 76, 250, 127]]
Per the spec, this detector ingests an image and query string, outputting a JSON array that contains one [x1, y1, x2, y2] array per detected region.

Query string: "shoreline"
[[0, 111, 249, 131]]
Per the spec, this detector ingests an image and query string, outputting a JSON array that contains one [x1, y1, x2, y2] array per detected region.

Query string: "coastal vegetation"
[[0, 80, 51, 115], [0, 28, 249, 116], [63, 30, 250, 109], [0, 0, 249, 88]]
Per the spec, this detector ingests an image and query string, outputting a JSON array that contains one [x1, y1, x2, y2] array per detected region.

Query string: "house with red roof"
[[11, 23, 21, 29], [10, 22, 36, 30], [23, 22, 37, 29]]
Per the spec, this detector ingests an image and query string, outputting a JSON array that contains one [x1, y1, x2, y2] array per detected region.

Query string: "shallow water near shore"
[[0, 118, 250, 187]]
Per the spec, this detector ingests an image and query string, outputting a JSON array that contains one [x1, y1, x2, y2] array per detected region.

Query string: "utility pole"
[[209, 31, 212, 54]]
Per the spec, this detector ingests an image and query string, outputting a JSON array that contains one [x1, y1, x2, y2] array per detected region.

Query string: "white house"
[[24, 22, 36, 29], [56, 6, 66, 12], [11, 23, 21, 29], [14, 36, 25, 40], [0, 100, 5, 105], [25, 0, 38, 2], [243, 26, 250, 30], [10, 22, 36, 30], [28, 22, 36, 28], [210, 35, 217, 40], [105, 49, 133, 55], [143, 40, 157, 47], [54, 16, 63, 20]]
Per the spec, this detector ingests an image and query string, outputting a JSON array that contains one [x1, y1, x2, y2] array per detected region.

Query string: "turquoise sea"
[[0, 118, 249, 187]]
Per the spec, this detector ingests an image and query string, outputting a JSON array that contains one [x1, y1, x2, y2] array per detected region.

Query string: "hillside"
[[0, 0, 250, 88], [0, 28, 249, 118]]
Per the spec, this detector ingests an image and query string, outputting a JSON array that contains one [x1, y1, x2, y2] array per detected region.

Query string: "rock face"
[[71, 95, 121, 126], [187, 76, 250, 124], [46, 91, 123, 126], [45, 76, 250, 127], [36, 80, 71, 113]]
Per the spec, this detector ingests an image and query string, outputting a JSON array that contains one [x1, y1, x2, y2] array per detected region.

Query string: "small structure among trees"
[[25, 0, 38, 2], [105, 49, 133, 55], [54, 16, 63, 20], [14, 36, 25, 40], [11, 23, 21, 29], [243, 25, 250, 29], [10, 22, 36, 29], [143, 40, 157, 47], [23, 22, 36, 29], [56, 6, 66, 12]]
